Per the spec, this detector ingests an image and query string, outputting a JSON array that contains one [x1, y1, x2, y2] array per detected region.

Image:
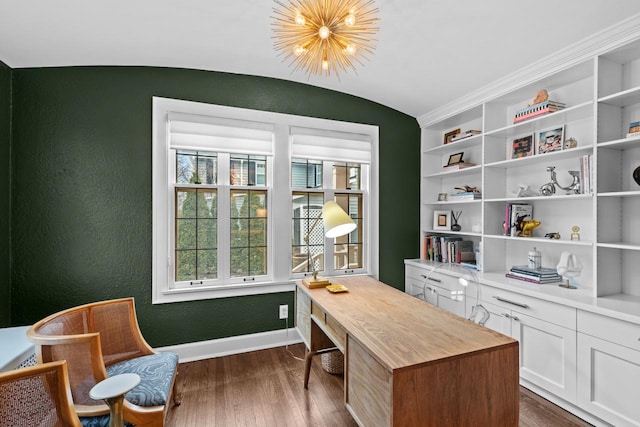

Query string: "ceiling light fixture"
[[272, 0, 379, 77]]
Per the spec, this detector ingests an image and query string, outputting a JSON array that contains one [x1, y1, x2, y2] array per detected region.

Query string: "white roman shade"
[[290, 126, 371, 163], [169, 112, 274, 155]]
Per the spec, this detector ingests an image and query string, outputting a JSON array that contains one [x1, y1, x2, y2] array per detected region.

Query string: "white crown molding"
[[417, 13, 640, 128], [156, 327, 302, 363]]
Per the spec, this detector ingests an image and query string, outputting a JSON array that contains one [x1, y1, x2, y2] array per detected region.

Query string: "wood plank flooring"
[[166, 344, 591, 427]]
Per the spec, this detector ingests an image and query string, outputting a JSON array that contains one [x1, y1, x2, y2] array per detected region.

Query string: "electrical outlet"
[[279, 304, 288, 319]]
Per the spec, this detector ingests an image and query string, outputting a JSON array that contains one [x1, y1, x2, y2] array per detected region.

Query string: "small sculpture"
[[451, 211, 462, 231], [529, 89, 549, 106], [545, 232, 561, 239], [520, 219, 541, 237], [540, 166, 580, 196], [564, 137, 578, 149], [570, 226, 581, 241]]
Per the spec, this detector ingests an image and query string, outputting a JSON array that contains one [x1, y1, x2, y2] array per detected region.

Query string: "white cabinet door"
[[296, 289, 311, 348], [512, 312, 577, 404], [577, 333, 640, 427]]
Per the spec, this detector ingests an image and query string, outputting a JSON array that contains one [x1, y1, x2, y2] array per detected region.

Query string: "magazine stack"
[[513, 100, 566, 124], [505, 265, 563, 284]]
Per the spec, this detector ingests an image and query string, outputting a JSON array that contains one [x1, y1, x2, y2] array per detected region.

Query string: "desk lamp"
[[302, 201, 356, 288]]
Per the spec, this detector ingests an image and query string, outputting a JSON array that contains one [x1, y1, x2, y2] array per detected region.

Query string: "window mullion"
[[218, 153, 231, 281]]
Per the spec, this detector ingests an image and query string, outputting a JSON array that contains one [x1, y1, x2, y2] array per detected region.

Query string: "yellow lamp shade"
[[322, 201, 356, 238]]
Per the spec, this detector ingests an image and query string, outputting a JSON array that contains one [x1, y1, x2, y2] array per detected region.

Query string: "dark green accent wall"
[[9, 66, 420, 346], [0, 61, 10, 327]]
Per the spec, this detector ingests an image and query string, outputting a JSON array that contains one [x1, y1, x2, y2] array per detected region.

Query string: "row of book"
[[504, 203, 533, 237], [423, 234, 475, 265], [579, 154, 593, 194], [513, 100, 566, 124], [505, 265, 563, 284]]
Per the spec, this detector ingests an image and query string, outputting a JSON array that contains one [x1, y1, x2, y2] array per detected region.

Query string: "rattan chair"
[[27, 297, 180, 427], [0, 360, 82, 427]]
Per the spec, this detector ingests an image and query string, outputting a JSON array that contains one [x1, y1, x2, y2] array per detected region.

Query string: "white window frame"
[[152, 97, 379, 304]]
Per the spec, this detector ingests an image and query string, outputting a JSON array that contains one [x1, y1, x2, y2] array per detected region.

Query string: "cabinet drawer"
[[406, 264, 429, 281], [482, 286, 576, 329], [311, 301, 346, 350], [578, 310, 640, 352]]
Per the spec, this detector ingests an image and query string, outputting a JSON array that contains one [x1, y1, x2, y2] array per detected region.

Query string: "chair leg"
[[172, 371, 182, 406]]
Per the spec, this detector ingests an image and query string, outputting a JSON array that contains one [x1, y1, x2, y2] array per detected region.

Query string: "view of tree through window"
[[230, 189, 268, 277]]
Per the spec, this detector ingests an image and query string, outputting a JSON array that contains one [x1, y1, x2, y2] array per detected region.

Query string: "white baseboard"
[[156, 327, 302, 363]]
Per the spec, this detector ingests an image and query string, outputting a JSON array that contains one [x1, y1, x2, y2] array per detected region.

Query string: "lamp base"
[[302, 276, 331, 289]]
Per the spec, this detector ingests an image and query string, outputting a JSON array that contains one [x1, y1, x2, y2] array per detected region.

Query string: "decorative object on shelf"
[[527, 247, 542, 270], [537, 126, 565, 154], [446, 152, 464, 166], [443, 161, 476, 171], [531, 89, 549, 105], [433, 210, 451, 231], [544, 232, 561, 239], [443, 128, 461, 144], [633, 165, 640, 186], [514, 184, 540, 197], [628, 121, 640, 138], [437, 193, 448, 202], [570, 225, 581, 241], [520, 219, 541, 237], [564, 137, 578, 149], [302, 200, 357, 288], [271, 0, 380, 77], [450, 211, 462, 231], [506, 203, 533, 237], [540, 166, 581, 196], [511, 134, 534, 159], [557, 251, 582, 289], [454, 185, 480, 194]]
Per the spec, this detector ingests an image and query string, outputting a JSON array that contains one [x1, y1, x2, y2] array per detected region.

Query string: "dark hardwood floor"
[[166, 344, 591, 427]]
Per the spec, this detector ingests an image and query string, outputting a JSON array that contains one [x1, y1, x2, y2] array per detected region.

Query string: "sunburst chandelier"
[[271, 0, 379, 77]]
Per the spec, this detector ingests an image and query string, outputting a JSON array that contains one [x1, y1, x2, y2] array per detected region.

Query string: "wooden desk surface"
[[298, 275, 517, 371]]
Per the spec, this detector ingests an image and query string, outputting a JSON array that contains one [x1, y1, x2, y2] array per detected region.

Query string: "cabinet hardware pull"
[[427, 277, 442, 283], [493, 296, 529, 309], [512, 316, 520, 321], [503, 313, 511, 319]]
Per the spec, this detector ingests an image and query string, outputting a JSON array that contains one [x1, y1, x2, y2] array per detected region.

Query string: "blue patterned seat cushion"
[[105, 352, 178, 407], [80, 415, 133, 427]]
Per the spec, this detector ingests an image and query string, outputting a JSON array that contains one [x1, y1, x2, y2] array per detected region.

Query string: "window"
[[153, 97, 378, 303]]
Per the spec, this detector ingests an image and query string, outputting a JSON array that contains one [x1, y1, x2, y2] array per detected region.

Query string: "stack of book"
[[448, 191, 481, 200], [450, 130, 481, 142], [505, 265, 563, 284], [513, 100, 566, 124]]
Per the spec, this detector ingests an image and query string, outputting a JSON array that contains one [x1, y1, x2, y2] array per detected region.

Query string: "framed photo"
[[447, 152, 464, 166], [538, 126, 564, 154], [433, 210, 451, 230], [511, 134, 534, 159], [444, 128, 460, 145], [437, 193, 448, 202]]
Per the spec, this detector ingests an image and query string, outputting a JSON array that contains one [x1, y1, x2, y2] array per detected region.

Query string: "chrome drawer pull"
[[493, 296, 529, 309], [427, 277, 442, 283]]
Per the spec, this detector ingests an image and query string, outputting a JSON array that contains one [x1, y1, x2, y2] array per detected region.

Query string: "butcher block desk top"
[[297, 275, 520, 427]]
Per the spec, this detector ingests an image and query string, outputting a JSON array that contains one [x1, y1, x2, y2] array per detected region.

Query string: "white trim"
[[417, 13, 640, 128], [156, 327, 302, 363]]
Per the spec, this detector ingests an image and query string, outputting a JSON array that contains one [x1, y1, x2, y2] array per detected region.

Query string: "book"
[[510, 265, 562, 277], [509, 204, 533, 237], [580, 154, 592, 194], [515, 100, 566, 116], [513, 106, 564, 123], [505, 273, 563, 284], [443, 162, 477, 170], [629, 121, 640, 134], [507, 270, 562, 281]]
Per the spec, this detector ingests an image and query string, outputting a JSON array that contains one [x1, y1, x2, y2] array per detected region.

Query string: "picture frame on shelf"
[[446, 152, 464, 166], [443, 128, 461, 144], [437, 193, 448, 202], [433, 210, 451, 231], [511, 134, 534, 159], [537, 126, 564, 154]]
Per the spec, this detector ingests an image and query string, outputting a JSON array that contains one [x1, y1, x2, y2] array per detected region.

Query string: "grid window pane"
[[230, 189, 268, 278], [333, 162, 360, 190], [175, 188, 218, 281], [333, 193, 363, 269], [231, 154, 267, 186], [177, 150, 217, 184], [291, 191, 324, 274], [292, 158, 323, 189]]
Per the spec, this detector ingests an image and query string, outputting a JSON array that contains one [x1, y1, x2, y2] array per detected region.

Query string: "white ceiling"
[[1, 1, 640, 118]]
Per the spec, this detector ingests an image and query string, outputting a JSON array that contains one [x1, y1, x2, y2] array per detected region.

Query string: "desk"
[[297, 276, 519, 427]]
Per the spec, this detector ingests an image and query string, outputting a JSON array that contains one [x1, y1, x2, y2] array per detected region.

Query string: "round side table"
[[90, 373, 140, 427]]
